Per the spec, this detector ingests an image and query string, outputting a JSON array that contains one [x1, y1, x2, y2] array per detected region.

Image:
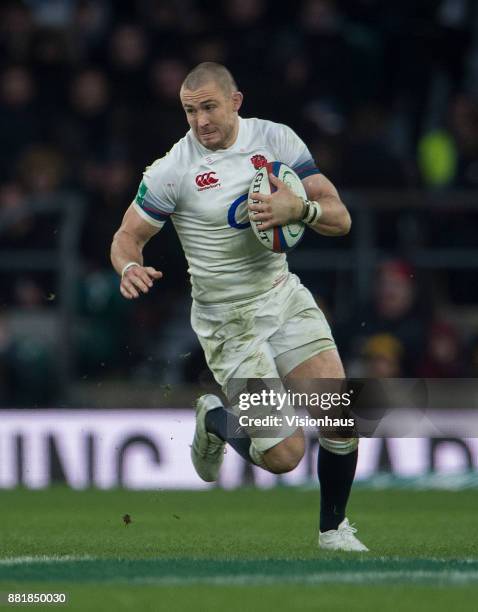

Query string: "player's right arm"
[[111, 204, 163, 299]]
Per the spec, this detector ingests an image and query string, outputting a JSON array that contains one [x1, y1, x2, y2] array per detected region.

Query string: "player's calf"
[[260, 431, 305, 474], [317, 436, 368, 551], [193, 394, 305, 477]]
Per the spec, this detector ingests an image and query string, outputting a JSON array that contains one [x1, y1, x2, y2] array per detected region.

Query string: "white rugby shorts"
[[191, 272, 335, 383], [191, 273, 337, 453]]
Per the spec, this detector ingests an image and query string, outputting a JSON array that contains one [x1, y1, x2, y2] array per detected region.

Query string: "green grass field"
[[0, 487, 477, 611]]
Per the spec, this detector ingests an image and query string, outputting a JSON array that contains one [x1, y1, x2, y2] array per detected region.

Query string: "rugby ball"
[[248, 161, 306, 253]]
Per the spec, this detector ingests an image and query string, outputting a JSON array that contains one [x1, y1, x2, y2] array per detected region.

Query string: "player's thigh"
[[285, 347, 347, 414], [285, 347, 346, 380], [268, 280, 337, 379], [286, 349, 355, 445]]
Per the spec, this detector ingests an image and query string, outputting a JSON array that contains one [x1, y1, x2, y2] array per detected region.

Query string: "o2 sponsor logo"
[[227, 193, 250, 229]]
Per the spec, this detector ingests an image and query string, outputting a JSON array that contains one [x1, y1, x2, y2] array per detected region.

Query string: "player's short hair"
[[181, 62, 238, 95]]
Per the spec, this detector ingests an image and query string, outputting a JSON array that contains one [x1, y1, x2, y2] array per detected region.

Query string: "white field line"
[[1, 556, 476, 564], [0, 555, 95, 565], [130, 571, 478, 586], [381, 557, 478, 563], [0, 557, 477, 585]]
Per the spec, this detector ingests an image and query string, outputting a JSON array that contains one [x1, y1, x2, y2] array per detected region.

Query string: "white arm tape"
[[121, 261, 140, 278], [301, 199, 323, 225]]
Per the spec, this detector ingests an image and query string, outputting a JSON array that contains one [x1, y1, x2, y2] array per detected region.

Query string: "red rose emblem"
[[251, 154, 268, 169]]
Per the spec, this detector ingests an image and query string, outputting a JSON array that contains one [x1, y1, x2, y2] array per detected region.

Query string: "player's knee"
[[263, 435, 305, 474], [319, 437, 358, 455]]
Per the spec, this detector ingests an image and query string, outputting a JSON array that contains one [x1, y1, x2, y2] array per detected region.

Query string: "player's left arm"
[[248, 172, 351, 237], [301, 172, 351, 236], [251, 122, 351, 236]]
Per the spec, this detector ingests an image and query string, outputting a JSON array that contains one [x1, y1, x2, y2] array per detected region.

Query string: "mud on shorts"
[[191, 273, 337, 454]]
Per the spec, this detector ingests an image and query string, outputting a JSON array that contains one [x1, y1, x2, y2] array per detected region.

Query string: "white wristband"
[[301, 199, 322, 225], [121, 261, 140, 278]]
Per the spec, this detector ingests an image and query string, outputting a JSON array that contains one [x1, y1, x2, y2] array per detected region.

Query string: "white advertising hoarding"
[[0, 410, 477, 489]]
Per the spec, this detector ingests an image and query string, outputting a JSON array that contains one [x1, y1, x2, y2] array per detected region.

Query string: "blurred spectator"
[[0, 316, 14, 404], [417, 128, 457, 189], [340, 105, 409, 189], [8, 335, 56, 406], [224, 0, 266, 26], [53, 68, 111, 169], [190, 36, 228, 66], [24, 0, 75, 27], [417, 320, 465, 378], [372, 261, 427, 373], [0, 66, 39, 181], [71, 0, 110, 60], [150, 58, 187, 103], [70, 68, 110, 117], [221, 0, 270, 113], [418, 94, 478, 189], [449, 94, 478, 188], [298, 0, 352, 104], [300, 0, 342, 35], [467, 335, 478, 378], [76, 269, 130, 376], [13, 277, 43, 308], [17, 145, 66, 195], [361, 333, 404, 378], [0, 1, 34, 62], [339, 260, 428, 376], [81, 155, 135, 267], [0, 311, 56, 407], [0, 180, 56, 306], [131, 58, 188, 163], [138, 0, 189, 54], [0, 182, 31, 247], [108, 24, 149, 105], [375, 261, 416, 319], [434, 0, 473, 94], [28, 26, 72, 109], [268, 55, 314, 125]]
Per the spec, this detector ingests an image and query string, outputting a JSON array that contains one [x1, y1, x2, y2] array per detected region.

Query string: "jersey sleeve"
[[268, 122, 320, 180], [132, 158, 178, 229]]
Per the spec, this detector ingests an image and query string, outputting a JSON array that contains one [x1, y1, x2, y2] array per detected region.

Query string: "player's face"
[[180, 82, 242, 150]]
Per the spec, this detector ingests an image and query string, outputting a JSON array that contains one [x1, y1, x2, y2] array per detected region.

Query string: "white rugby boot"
[[319, 518, 369, 552], [191, 394, 226, 482]]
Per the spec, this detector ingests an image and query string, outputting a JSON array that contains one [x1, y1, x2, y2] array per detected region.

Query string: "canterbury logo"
[[195, 172, 220, 189]]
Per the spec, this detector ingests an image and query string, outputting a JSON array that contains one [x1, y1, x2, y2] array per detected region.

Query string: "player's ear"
[[232, 91, 243, 112]]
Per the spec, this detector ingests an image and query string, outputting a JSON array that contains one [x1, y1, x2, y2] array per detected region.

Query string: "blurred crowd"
[[336, 259, 477, 379], [1, 0, 478, 404]]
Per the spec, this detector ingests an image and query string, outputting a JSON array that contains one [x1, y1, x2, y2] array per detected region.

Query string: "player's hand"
[[120, 265, 163, 299], [248, 173, 303, 230]]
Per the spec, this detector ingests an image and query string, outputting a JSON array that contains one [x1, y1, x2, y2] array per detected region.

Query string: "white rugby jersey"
[[133, 117, 320, 304]]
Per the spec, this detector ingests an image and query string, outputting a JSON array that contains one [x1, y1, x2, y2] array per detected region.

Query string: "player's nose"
[[197, 111, 210, 128]]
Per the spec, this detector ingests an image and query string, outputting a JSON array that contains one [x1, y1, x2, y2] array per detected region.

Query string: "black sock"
[[205, 407, 253, 463], [318, 445, 358, 532]]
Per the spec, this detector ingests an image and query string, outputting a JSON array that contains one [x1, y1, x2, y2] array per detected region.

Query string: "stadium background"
[[1, 0, 478, 482]]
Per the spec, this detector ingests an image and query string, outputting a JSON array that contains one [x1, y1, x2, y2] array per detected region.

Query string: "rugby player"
[[111, 62, 368, 551]]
